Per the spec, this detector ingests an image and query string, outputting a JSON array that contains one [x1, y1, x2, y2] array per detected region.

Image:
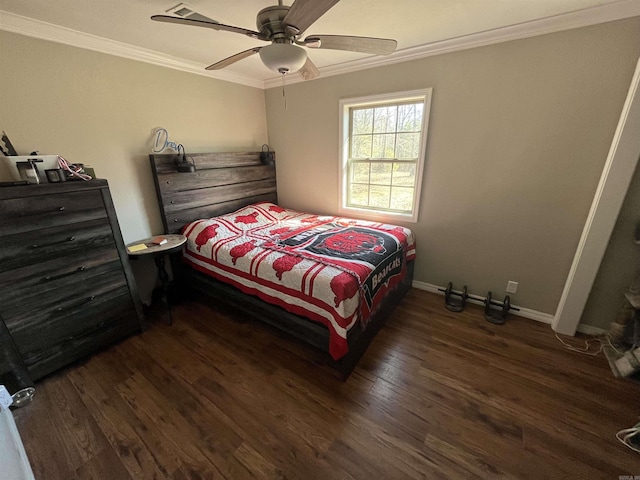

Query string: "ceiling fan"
[[151, 0, 397, 80]]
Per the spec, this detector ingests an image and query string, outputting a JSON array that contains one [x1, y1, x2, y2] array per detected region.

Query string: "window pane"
[[352, 134, 372, 158], [352, 108, 373, 134], [352, 162, 370, 183], [349, 184, 369, 206], [342, 90, 430, 218], [370, 162, 392, 185], [369, 185, 391, 208], [392, 162, 416, 186], [390, 187, 414, 211], [373, 106, 397, 133], [398, 103, 423, 132], [372, 134, 396, 159], [395, 132, 420, 159]]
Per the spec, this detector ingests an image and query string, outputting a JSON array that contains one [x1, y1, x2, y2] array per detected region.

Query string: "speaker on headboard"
[[260, 144, 275, 166], [175, 144, 196, 173]]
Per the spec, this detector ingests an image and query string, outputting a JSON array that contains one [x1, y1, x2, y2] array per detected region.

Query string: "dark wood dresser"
[[0, 180, 144, 381]]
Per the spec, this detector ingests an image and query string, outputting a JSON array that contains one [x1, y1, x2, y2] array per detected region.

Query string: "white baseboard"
[[575, 324, 607, 336], [411, 281, 608, 335], [411, 280, 554, 324]]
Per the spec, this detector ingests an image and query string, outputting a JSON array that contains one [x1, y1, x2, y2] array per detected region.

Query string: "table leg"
[[154, 254, 172, 325]]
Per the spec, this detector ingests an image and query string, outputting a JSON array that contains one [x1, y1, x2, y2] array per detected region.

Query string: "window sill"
[[338, 205, 418, 224]]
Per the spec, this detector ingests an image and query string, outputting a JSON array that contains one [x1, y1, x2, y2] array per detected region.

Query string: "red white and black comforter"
[[182, 202, 416, 360]]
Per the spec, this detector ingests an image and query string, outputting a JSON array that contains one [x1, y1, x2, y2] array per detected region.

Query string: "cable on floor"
[[556, 333, 640, 454], [554, 332, 604, 356], [616, 421, 640, 454], [553, 327, 634, 357]]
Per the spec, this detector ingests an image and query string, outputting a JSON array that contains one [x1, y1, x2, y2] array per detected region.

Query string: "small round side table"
[[127, 234, 187, 325]]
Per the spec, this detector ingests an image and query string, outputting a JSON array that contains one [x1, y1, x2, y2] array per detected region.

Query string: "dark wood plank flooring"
[[12, 289, 640, 479]]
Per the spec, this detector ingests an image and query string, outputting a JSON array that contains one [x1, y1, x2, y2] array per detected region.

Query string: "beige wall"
[[0, 30, 268, 301], [265, 17, 640, 315], [0, 31, 268, 243]]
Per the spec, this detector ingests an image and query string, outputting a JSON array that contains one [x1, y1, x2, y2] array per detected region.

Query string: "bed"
[[150, 151, 415, 377]]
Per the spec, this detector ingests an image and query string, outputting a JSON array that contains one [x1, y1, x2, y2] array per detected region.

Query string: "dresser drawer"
[[0, 218, 115, 272], [1, 260, 128, 322], [0, 189, 107, 236], [0, 244, 121, 291], [0, 262, 127, 318], [5, 284, 136, 363], [17, 293, 141, 380]]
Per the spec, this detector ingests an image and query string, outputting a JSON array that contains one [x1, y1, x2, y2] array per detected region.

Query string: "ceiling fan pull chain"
[[282, 73, 287, 110]]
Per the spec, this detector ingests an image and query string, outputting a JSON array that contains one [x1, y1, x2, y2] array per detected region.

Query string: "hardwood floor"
[[12, 289, 640, 479]]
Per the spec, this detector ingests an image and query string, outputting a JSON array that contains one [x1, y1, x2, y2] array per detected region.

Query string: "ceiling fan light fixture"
[[259, 43, 307, 74]]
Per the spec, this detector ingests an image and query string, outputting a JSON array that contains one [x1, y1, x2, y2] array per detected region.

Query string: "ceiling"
[[1, 0, 639, 88]]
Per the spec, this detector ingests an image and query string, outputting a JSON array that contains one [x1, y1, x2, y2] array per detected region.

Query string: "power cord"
[[556, 333, 640, 454], [57, 156, 92, 181], [616, 421, 640, 453], [554, 332, 604, 356], [554, 330, 629, 357]]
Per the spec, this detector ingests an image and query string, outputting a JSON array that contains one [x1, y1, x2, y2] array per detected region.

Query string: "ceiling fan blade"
[[205, 47, 262, 70], [283, 0, 340, 35], [303, 34, 397, 55], [299, 57, 320, 81], [151, 15, 260, 39]]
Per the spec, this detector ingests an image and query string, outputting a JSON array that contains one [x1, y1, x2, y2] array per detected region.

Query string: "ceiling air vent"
[[165, 3, 218, 23]]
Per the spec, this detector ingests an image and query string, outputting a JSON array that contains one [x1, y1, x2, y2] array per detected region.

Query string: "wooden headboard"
[[150, 152, 277, 234]]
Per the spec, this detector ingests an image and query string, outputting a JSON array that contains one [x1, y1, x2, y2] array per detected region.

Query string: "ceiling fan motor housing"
[[256, 4, 307, 74], [256, 5, 295, 41]]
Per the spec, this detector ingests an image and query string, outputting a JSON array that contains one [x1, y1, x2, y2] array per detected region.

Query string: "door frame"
[[553, 54, 640, 335]]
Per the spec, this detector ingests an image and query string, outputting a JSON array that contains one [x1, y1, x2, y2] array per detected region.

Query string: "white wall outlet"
[[506, 281, 519, 294]]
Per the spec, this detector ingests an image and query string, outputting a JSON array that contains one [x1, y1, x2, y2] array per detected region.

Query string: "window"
[[339, 89, 432, 223]]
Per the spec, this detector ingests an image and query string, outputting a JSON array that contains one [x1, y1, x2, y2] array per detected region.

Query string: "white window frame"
[[338, 88, 432, 223]]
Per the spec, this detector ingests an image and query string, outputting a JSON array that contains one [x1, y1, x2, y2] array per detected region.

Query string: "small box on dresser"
[[0, 180, 144, 380]]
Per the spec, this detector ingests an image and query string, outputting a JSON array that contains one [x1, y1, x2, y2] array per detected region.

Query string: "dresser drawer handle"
[[30, 236, 76, 249], [55, 295, 96, 312], [44, 265, 86, 282]]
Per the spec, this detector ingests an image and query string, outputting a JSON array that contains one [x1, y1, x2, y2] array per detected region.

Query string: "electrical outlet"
[[506, 281, 518, 294]]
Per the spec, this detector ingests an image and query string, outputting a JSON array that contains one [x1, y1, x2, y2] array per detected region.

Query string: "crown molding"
[[2, 0, 640, 91], [0, 10, 264, 89], [264, 0, 640, 88]]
